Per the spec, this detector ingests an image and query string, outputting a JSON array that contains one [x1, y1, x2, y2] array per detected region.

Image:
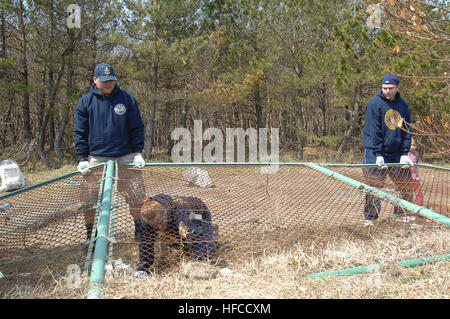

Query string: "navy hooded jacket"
[[136, 193, 217, 269], [74, 84, 144, 160], [362, 90, 412, 157]]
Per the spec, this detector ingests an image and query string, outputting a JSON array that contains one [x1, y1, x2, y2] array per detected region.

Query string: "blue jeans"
[[362, 149, 412, 220]]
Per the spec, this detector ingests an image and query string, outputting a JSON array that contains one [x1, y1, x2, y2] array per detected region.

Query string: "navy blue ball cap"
[[94, 63, 117, 82], [382, 73, 399, 85]]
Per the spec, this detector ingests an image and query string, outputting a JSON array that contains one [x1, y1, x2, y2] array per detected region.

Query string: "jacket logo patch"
[[114, 104, 126, 115], [384, 109, 403, 130]]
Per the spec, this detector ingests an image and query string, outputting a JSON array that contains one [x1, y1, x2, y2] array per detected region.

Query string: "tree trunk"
[[295, 96, 305, 160], [38, 39, 66, 168], [165, 74, 173, 156], [144, 13, 159, 159], [181, 89, 188, 128], [319, 82, 327, 137], [18, 0, 31, 141], [55, 30, 76, 164], [293, 59, 306, 160], [37, 72, 46, 132], [1, 98, 14, 146], [254, 87, 262, 129], [37, 111, 58, 169], [54, 63, 73, 163], [48, 114, 55, 150], [336, 87, 361, 160], [0, 5, 5, 58]]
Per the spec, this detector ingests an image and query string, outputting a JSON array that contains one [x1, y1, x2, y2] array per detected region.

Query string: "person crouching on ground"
[[134, 193, 217, 276]]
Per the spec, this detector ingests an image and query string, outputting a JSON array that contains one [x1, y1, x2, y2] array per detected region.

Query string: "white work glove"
[[400, 155, 414, 167], [77, 161, 90, 174], [375, 156, 386, 168], [132, 154, 145, 168]]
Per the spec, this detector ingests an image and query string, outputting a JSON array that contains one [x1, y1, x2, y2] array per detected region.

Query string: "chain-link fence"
[[111, 163, 449, 274], [318, 164, 448, 217], [0, 162, 448, 298], [0, 164, 106, 296]]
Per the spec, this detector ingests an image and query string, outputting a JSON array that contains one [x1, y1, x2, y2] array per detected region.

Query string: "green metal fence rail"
[[307, 254, 450, 278], [0, 163, 105, 201]]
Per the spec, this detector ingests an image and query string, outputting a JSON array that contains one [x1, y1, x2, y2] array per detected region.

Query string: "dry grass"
[[19, 164, 78, 185], [4, 224, 448, 299]]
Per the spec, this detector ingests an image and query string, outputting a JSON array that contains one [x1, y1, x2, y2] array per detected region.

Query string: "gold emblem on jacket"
[[384, 109, 403, 130]]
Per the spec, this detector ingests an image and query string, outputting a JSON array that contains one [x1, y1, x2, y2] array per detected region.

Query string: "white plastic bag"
[[105, 258, 132, 277], [0, 159, 28, 192], [183, 167, 214, 188]]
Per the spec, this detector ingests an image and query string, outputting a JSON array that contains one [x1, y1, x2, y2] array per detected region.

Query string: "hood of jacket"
[[90, 83, 120, 98], [376, 90, 400, 103]]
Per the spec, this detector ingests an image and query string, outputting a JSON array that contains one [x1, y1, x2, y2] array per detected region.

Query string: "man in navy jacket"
[[74, 63, 146, 240], [362, 74, 415, 226], [74, 63, 145, 166]]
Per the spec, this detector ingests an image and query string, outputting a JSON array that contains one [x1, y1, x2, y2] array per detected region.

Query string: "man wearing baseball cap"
[[74, 63, 146, 243], [74, 63, 145, 168], [361, 73, 415, 226]]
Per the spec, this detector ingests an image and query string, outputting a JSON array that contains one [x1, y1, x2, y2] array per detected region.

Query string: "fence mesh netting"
[[0, 164, 105, 295], [0, 163, 448, 297]]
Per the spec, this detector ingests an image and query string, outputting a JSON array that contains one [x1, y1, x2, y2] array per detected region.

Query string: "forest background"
[[0, 0, 448, 169]]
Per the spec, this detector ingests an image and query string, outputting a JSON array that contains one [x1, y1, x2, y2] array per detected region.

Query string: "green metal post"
[[83, 163, 108, 276], [107, 162, 119, 261], [86, 160, 115, 299]]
